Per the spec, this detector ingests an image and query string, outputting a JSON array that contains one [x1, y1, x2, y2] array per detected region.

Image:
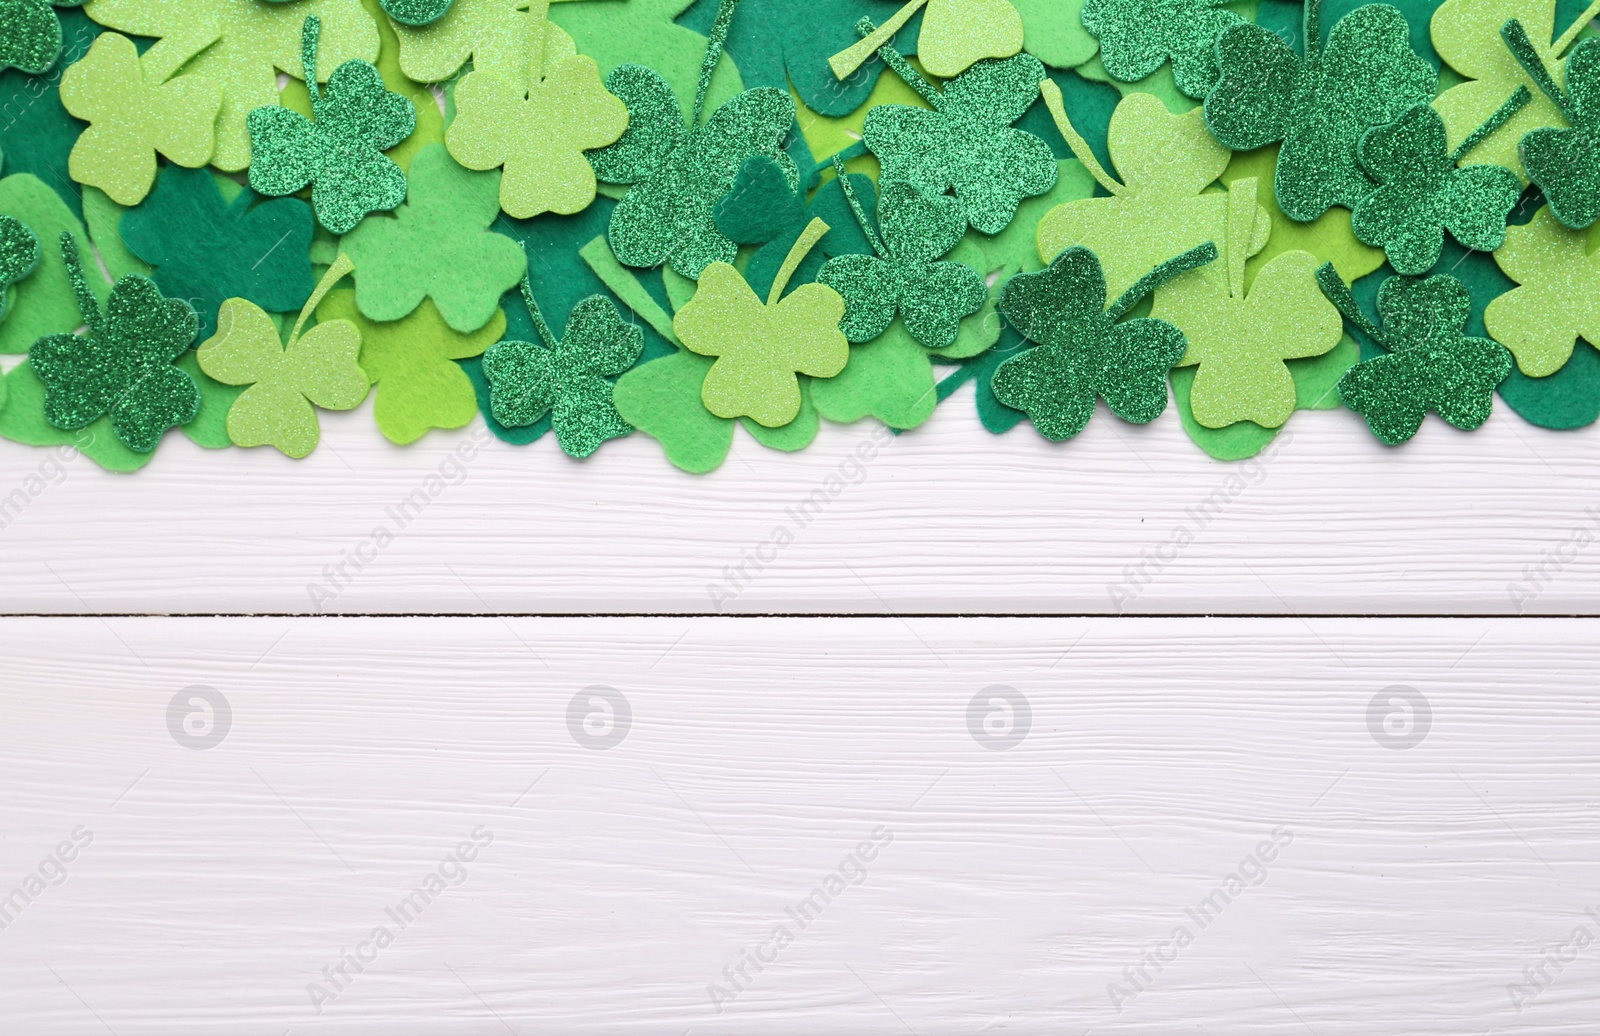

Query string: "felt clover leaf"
[[198, 254, 368, 457], [819, 172, 985, 350], [341, 144, 526, 333], [0, 214, 41, 322], [829, 0, 1023, 81], [590, 0, 799, 277], [82, 0, 380, 172], [0, 6, 101, 219], [674, 217, 848, 426], [0, 0, 78, 75], [29, 232, 200, 452], [481, 278, 643, 457], [247, 15, 415, 235], [119, 165, 315, 341], [318, 289, 505, 444], [1484, 204, 1600, 376], [1203, 0, 1436, 222], [859, 26, 1057, 234], [554, 0, 747, 120], [992, 241, 1217, 440], [1316, 263, 1513, 443], [1502, 19, 1600, 229], [1154, 178, 1344, 429], [1432, 0, 1600, 175], [1079, 0, 1245, 100], [379, 0, 453, 25], [1036, 87, 1269, 299], [1351, 98, 1529, 275], [445, 20, 627, 219], [58, 32, 223, 207]]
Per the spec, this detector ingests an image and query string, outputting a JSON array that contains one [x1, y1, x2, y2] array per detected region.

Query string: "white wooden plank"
[[0, 392, 1597, 615], [1, 616, 1596, 1033]]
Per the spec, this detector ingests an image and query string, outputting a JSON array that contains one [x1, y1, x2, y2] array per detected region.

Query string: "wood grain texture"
[[0, 391, 1596, 615], [2, 617, 1597, 1033]]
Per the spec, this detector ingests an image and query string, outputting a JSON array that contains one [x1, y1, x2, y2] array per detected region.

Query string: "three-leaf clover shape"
[[482, 278, 644, 458], [247, 15, 416, 235], [29, 232, 201, 452], [818, 175, 985, 349], [197, 253, 369, 458], [828, 0, 1023, 81], [0, 213, 40, 322], [1203, 0, 1436, 221], [674, 217, 848, 426], [861, 31, 1057, 234], [1501, 18, 1600, 229], [1351, 98, 1529, 275], [1485, 204, 1600, 376], [0, 0, 78, 75], [991, 241, 1216, 440], [341, 143, 527, 333], [1316, 263, 1514, 444], [1079, 0, 1246, 100]]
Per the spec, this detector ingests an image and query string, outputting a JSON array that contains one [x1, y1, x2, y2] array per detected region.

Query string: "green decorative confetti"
[[1079, 0, 1246, 99], [712, 156, 877, 298]]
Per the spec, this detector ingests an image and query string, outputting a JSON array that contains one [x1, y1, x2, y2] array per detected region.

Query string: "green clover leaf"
[[379, 0, 452, 25], [1501, 20, 1600, 229], [1203, 0, 1436, 221], [714, 155, 877, 299], [0, 0, 79, 75], [342, 143, 527, 333], [1352, 100, 1527, 275], [247, 15, 415, 235], [198, 254, 369, 458], [827, 0, 1023, 82], [1316, 263, 1514, 443], [482, 279, 643, 457], [28, 232, 201, 452], [1485, 204, 1600, 376], [0, 213, 41, 323], [1079, 0, 1245, 100]]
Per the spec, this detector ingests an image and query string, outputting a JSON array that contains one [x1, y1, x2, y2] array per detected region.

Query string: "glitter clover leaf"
[[28, 232, 201, 452], [82, 0, 379, 172], [1316, 263, 1513, 444], [1351, 98, 1529, 275], [0, 0, 79, 75], [379, 0, 453, 25], [481, 279, 644, 457], [0, 213, 41, 323], [1485, 204, 1600, 376], [57, 32, 222, 207], [818, 174, 985, 350], [391, 0, 569, 84], [828, 0, 1023, 81], [444, 23, 627, 219], [674, 217, 848, 427], [341, 143, 526, 333], [247, 15, 415, 235], [197, 254, 369, 458], [1079, 0, 1246, 100], [1203, 0, 1436, 222], [860, 32, 1057, 235], [993, 242, 1215, 440], [1501, 19, 1600, 229]]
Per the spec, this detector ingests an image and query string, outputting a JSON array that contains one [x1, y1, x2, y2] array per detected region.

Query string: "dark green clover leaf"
[[992, 241, 1217, 440], [1080, 0, 1246, 100], [0, 213, 41, 321], [1316, 263, 1512, 444], [1203, 0, 1436, 222], [713, 155, 877, 298], [0, 0, 80, 75], [818, 174, 985, 350], [860, 24, 1058, 235], [29, 232, 200, 452], [1502, 19, 1600, 230], [246, 15, 415, 235], [481, 279, 644, 458], [1352, 97, 1527, 275], [377, 0, 453, 26]]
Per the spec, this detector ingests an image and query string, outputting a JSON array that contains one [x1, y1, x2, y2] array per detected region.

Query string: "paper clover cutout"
[[29, 232, 200, 452], [1316, 263, 1513, 444], [0, 0, 78, 76], [380, 0, 454, 25], [1485, 204, 1600, 377], [1501, 19, 1600, 229], [829, 0, 1023, 81], [482, 279, 643, 458], [247, 15, 415, 235], [1351, 99, 1528, 275], [860, 31, 1057, 235], [58, 31, 221, 207], [1203, 0, 1436, 222], [0, 213, 41, 322], [197, 253, 369, 457], [993, 241, 1217, 440], [1079, 0, 1244, 100], [341, 143, 526, 333], [674, 217, 848, 426], [818, 175, 985, 350]]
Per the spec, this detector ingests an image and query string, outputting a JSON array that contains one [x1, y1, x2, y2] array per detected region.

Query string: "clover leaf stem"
[[1224, 177, 1258, 300], [57, 232, 101, 334], [830, 154, 891, 258], [1314, 262, 1386, 347], [517, 275, 561, 351], [854, 17, 943, 110], [301, 15, 323, 104], [830, 0, 931, 81], [1039, 80, 1127, 197], [1106, 242, 1218, 321], [1553, 0, 1600, 58], [1450, 85, 1533, 165], [292, 254, 356, 344], [577, 236, 681, 345], [1502, 19, 1581, 127], [766, 217, 831, 304], [692, 0, 742, 126], [1303, 0, 1321, 62]]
